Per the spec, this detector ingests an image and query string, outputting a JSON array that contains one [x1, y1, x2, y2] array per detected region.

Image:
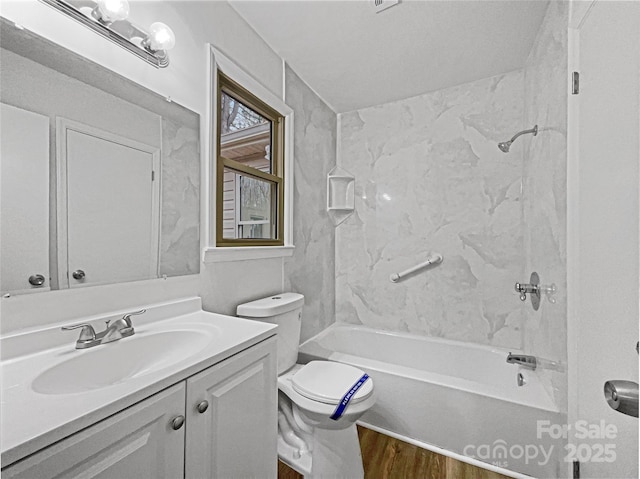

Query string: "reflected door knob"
[[72, 269, 85, 280], [28, 274, 45, 286]]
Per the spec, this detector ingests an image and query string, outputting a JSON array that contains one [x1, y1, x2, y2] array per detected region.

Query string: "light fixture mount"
[[39, 0, 174, 68]]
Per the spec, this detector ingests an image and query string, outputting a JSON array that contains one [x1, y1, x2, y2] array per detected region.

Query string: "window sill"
[[202, 246, 295, 263]]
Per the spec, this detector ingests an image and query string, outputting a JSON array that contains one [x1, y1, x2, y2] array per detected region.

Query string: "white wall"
[[0, 0, 286, 330]]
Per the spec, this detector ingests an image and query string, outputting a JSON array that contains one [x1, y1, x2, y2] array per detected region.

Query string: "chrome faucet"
[[62, 309, 145, 349], [506, 352, 537, 370]]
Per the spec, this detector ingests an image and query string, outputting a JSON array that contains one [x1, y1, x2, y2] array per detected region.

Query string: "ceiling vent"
[[374, 0, 400, 14]]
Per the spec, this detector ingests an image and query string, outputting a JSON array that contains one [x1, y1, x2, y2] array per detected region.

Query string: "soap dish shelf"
[[327, 167, 355, 225]]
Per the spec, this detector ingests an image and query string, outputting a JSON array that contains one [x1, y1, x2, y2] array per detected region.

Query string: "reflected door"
[[0, 103, 50, 294], [58, 120, 160, 288], [571, 1, 639, 478]]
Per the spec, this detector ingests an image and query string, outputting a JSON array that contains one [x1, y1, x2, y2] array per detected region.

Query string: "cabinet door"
[[3, 383, 186, 479], [0, 103, 50, 294], [185, 338, 277, 479], [59, 121, 160, 289]]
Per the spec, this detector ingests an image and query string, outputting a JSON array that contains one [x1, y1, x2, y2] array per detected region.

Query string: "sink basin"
[[32, 330, 209, 395]]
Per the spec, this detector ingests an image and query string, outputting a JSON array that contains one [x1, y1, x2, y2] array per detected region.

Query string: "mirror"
[[0, 18, 200, 295]]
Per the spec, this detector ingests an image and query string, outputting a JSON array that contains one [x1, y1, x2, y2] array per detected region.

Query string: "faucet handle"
[[61, 323, 96, 341], [122, 309, 146, 327]]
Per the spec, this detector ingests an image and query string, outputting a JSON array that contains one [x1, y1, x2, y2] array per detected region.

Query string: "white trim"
[[281, 58, 286, 104], [234, 172, 241, 238], [336, 113, 343, 168], [213, 47, 292, 117], [569, 0, 597, 29], [203, 45, 216, 262], [56, 119, 70, 290], [566, 23, 581, 479], [283, 109, 294, 245], [205, 45, 295, 260], [56, 117, 161, 288], [203, 246, 294, 263]]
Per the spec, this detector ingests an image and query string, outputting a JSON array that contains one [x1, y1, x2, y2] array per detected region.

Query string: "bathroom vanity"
[[0, 298, 278, 478]]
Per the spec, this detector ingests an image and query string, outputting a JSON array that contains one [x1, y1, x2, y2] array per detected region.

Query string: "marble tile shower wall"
[[284, 66, 338, 343], [336, 71, 526, 349], [523, 0, 569, 411]]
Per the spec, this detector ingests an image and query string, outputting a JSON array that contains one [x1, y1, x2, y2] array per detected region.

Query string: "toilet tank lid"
[[236, 292, 304, 317]]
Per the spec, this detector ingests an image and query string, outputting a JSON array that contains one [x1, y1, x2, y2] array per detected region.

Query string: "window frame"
[[204, 46, 294, 263], [216, 72, 284, 247]]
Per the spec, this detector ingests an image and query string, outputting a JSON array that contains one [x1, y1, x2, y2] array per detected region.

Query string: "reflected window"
[[216, 72, 284, 246]]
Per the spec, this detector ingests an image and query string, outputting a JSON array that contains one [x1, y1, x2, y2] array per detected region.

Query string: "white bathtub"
[[298, 324, 565, 478]]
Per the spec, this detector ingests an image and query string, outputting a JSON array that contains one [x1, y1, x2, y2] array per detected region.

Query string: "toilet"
[[237, 293, 375, 478]]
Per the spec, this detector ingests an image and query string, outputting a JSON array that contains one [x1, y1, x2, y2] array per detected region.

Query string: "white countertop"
[[0, 297, 276, 467]]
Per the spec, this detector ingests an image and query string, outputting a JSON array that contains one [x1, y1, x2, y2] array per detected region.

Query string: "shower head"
[[498, 141, 512, 153], [498, 125, 538, 153]]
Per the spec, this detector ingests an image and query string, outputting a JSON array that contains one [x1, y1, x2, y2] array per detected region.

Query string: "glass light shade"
[[96, 0, 129, 22], [146, 22, 176, 51]]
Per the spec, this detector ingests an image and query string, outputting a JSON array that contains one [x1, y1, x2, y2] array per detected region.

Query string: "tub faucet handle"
[[541, 283, 557, 304], [515, 272, 542, 310]]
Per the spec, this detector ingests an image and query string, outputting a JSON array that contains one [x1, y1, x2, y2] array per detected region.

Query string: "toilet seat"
[[278, 364, 375, 421], [291, 361, 373, 405]]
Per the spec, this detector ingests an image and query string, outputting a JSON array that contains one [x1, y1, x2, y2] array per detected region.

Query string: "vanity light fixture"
[[39, 0, 175, 68], [93, 0, 129, 24]]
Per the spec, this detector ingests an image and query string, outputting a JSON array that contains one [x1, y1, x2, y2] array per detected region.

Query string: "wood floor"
[[277, 426, 511, 479]]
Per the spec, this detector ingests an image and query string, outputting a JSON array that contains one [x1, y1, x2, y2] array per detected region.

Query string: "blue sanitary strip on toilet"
[[330, 374, 370, 420]]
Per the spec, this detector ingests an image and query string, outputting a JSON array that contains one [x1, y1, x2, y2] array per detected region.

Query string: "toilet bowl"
[[237, 293, 375, 478]]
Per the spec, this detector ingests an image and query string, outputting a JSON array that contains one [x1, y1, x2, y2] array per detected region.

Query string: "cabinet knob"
[[196, 400, 209, 414], [170, 415, 185, 430]]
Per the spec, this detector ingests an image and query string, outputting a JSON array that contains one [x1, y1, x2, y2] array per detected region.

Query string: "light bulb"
[[146, 22, 176, 51], [96, 0, 129, 23]]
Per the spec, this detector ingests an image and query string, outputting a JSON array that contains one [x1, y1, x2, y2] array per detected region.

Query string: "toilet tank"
[[236, 293, 304, 374]]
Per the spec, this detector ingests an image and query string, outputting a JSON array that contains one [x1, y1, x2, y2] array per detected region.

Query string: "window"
[[216, 72, 284, 247]]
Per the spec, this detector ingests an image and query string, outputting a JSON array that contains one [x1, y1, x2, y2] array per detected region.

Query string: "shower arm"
[[508, 125, 538, 143]]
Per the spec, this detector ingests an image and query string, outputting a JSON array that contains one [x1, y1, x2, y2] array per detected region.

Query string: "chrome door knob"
[[604, 380, 639, 418], [196, 400, 209, 414], [72, 269, 85, 280], [170, 415, 185, 430]]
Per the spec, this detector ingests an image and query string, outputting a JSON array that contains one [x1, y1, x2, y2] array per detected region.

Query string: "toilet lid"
[[291, 361, 373, 405]]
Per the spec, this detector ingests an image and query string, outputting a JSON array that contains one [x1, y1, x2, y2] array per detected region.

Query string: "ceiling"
[[230, 0, 549, 113]]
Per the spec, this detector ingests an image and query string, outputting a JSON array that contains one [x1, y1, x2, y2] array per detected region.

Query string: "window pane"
[[222, 167, 275, 240], [220, 91, 272, 174]]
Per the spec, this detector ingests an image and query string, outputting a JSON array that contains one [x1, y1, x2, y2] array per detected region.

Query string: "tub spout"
[[507, 353, 537, 370]]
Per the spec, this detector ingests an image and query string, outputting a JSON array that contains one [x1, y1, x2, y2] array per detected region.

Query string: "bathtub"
[[298, 324, 565, 479]]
